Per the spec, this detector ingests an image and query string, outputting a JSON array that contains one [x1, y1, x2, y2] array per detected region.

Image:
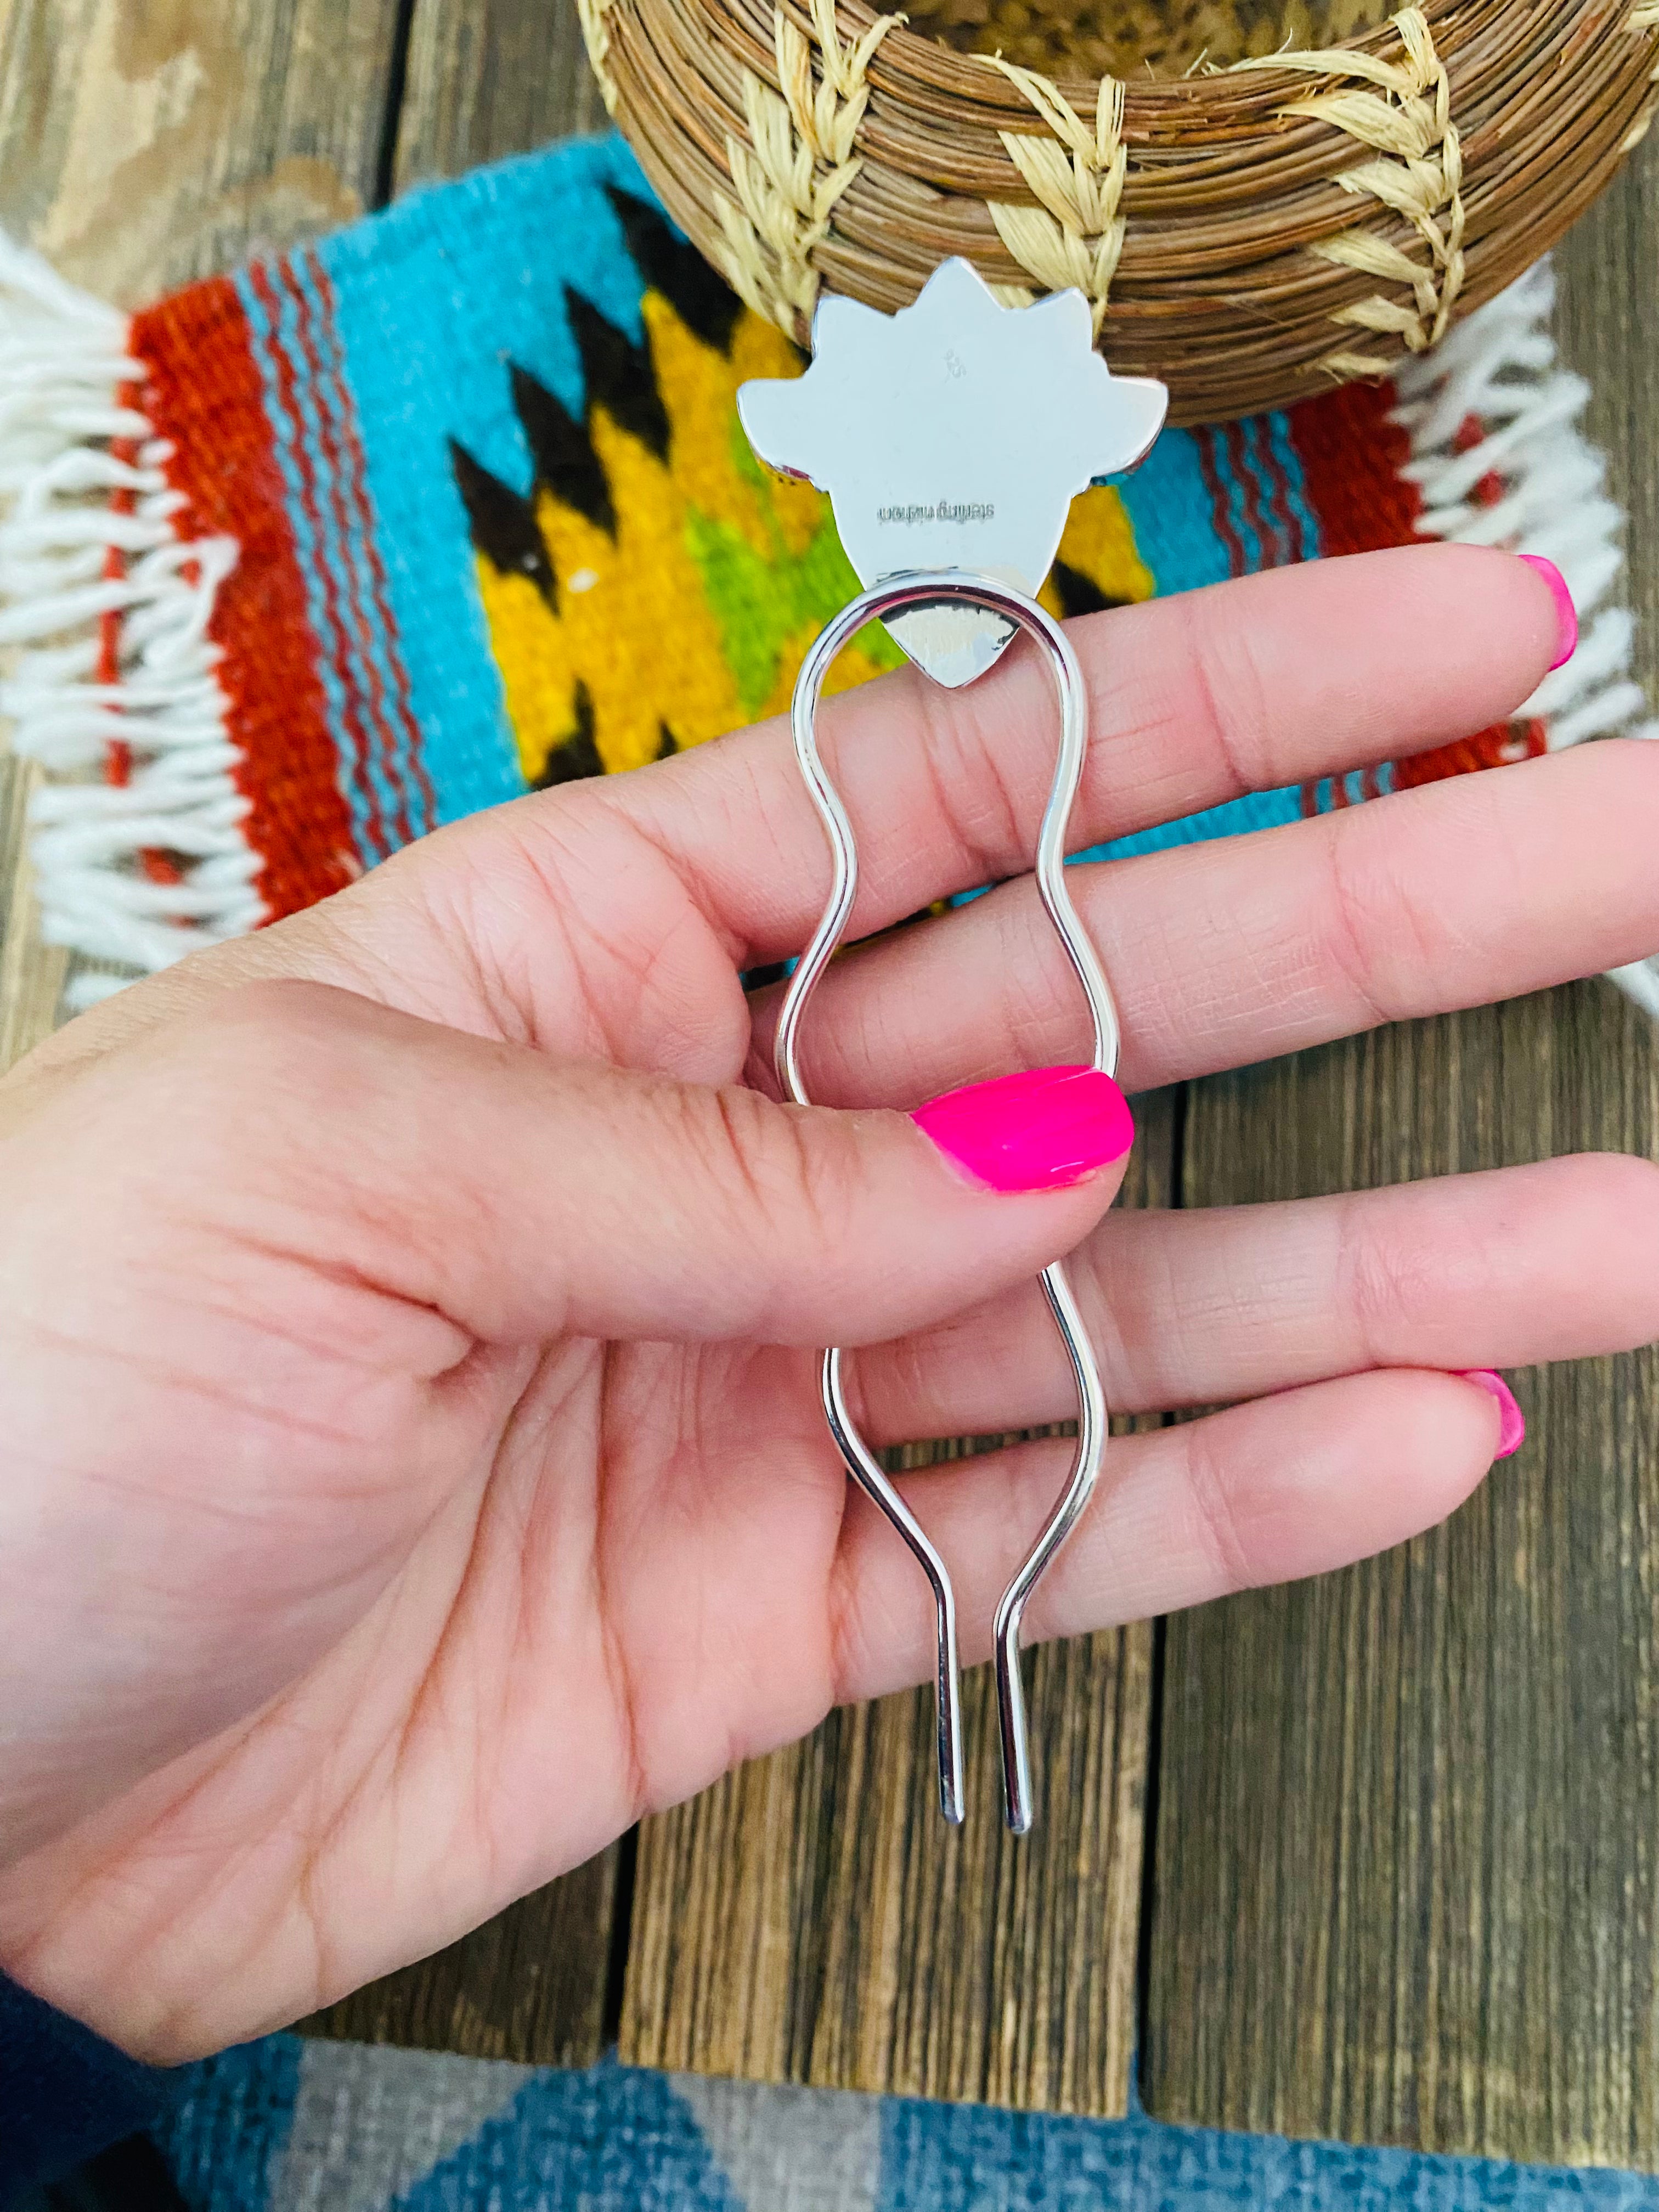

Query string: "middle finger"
[[749, 736, 1659, 1108], [608, 543, 1558, 966]]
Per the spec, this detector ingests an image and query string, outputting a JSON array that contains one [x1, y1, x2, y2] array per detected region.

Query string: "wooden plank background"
[[2, 0, 1656, 2160], [1143, 145, 1659, 2169], [394, 0, 608, 190]]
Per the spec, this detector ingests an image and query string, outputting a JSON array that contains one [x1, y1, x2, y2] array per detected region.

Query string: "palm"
[[5, 549, 1658, 2065], [0, 830, 875, 2058]]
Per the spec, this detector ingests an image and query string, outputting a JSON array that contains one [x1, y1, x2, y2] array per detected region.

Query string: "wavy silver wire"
[[775, 571, 1121, 1835]]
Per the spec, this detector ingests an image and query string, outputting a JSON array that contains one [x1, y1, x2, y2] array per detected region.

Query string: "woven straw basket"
[[578, 0, 1659, 424]]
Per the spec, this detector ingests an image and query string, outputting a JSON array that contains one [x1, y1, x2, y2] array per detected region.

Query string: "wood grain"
[[0, 0, 400, 306], [0, 755, 66, 1076], [622, 1630, 1152, 2111], [620, 1097, 1172, 2115], [395, 0, 608, 191], [9, 0, 1659, 2136], [1143, 134, 1659, 2168]]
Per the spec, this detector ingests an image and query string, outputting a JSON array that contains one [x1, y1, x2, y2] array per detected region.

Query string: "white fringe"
[[0, 232, 263, 1013], [1393, 259, 1659, 1017]]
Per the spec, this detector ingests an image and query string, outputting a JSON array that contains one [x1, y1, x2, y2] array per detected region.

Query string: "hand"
[[2, 546, 1656, 2063]]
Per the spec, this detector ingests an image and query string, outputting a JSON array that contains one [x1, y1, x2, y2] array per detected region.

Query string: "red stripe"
[[1196, 427, 1249, 579], [1285, 379, 1424, 557], [282, 257, 419, 852], [1289, 383, 1552, 800], [1393, 718, 1548, 792], [1224, 421, 1277, 572], [100, 431, 139, 787], [249, 263, 391, 867], [132, 274, 359, 921], [1256, 420, 1306, 568], [306, 251, 438, 840]]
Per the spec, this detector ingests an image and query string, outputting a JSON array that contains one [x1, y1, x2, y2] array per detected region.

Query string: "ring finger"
[[830, 1365, 1505, 1706]]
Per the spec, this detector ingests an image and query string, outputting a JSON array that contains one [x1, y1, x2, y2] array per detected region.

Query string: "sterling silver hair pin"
[[737, 259, 1169, 1834]]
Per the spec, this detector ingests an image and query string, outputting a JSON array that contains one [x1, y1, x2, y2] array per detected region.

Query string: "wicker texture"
[[584, 0, 1659, 425], [907, 0, 1393, 80]]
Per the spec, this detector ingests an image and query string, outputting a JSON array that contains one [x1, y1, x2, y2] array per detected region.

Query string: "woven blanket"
[[3, 133, 1655, 1019], [157, 2034, 1659, 2210]]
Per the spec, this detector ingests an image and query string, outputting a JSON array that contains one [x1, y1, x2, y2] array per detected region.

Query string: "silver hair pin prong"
[[743, 262, 1167, 1832]]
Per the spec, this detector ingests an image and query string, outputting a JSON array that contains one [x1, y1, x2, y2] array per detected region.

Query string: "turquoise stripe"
[[1073, 783, 1305, 866], [1114, 427, 1236, 597], [234, 266, 377, 867], [291, 247, 432, 841]]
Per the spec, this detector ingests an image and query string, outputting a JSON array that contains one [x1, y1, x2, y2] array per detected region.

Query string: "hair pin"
[[738, 259, 1168, 1832]]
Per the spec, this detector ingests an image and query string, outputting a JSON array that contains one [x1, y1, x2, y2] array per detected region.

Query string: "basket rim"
[[593, 0, 1657, 424], [772, 0, 1481, 111]]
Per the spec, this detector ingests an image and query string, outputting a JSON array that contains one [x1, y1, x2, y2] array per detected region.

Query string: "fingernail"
[[1457, 1370, 1527, 1460], [1519, 555, 1578, 672], [911, 1065, 1135, 1194]]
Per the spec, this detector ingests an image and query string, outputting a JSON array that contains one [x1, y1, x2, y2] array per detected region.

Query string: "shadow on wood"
[[300, 1847, 620, 2066]]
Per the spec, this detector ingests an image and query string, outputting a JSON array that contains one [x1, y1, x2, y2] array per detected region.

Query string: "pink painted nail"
[[1519, 555, 1578, 672], [911, 1065, 1134, 1194], [1457, 1370, 1527, 1460]]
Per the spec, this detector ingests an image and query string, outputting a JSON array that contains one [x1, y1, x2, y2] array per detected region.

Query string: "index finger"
[[594, 542, 1561, 965]]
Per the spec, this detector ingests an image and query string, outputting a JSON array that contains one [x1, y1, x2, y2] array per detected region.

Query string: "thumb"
[[165, 981, 1136, 1351]]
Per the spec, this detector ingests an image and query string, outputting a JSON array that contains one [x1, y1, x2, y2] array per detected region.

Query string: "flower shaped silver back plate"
[[737, 257, 1169, 688]]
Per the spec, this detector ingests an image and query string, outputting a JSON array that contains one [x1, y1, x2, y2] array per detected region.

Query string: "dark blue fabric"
[[0, 1970, 179, 2205]]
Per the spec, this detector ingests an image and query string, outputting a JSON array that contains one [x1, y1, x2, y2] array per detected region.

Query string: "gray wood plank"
[[0, 0, 402, 308], [1143, 132, 1659, 2166], [396, 0, 607, 191]]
